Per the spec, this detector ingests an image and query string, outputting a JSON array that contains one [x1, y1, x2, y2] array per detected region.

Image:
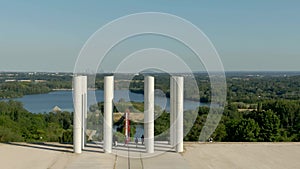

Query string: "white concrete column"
[[175, 76, 184, 153], [73, 76, 83, 154], [104, 76, 114, 153], [170, 77, 176, 147], [81, 76, 87, 149], [144, 76, 154, 153]]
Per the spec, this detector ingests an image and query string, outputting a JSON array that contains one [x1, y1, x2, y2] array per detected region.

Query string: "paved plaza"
[[1, 142, 300, 169]]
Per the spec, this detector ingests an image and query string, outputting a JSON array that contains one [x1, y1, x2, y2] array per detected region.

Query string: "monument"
[[73, 75, 184, 153]]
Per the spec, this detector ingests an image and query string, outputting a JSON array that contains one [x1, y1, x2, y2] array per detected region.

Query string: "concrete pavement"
[[2, 142, 300, 169], [65, 142, 189, 169]]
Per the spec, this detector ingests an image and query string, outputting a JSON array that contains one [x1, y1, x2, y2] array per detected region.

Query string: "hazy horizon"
[[1, 70, 300, 74]]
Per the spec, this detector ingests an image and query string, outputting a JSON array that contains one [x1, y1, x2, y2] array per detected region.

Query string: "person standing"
[[135, 137, 138, 147], [113, 134, 118, 147], [141, 135, 144, 145]]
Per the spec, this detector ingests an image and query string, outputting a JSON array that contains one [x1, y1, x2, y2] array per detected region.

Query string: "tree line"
[[183, 100, 300, 141], [1, 72, 300, 103], [0, 100, 72, 143], [1, 99, 300, 143]]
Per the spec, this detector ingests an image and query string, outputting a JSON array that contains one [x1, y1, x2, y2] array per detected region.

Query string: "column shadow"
[[5, 142, 73, 153]]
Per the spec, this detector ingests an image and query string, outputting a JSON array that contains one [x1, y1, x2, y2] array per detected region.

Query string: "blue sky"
[[0, 0, 299, 72]]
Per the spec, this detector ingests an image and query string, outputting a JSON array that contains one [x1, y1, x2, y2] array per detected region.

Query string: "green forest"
[[0, 72, 72, 99], [0, 100, 72, 142], [0, 72, 300, 143], [184, 100, 300, 141], [1, 99, 300, 142]]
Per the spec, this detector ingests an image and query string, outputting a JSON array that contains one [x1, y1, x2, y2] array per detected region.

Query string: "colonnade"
[[73, 75, 184, 153]]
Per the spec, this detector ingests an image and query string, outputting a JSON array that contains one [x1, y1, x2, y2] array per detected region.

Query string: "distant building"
[[52, 106, 62, 112], [34, 80, 47, 83], [5, 79, 16, 82], [18, 80, 32, 82]]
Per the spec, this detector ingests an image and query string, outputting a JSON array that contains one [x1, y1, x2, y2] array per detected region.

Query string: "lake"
[[1, 90, 207, 113]]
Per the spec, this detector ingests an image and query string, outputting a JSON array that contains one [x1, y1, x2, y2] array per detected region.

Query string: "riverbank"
[[130, 88, 210, 103]]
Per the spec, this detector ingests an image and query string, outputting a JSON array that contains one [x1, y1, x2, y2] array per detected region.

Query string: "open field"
[[113, 112, 144, 123], [1, 142, 300, 169]]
